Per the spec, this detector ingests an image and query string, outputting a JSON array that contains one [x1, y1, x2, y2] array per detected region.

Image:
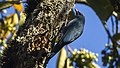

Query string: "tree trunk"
[[1, 0, 74, 68]]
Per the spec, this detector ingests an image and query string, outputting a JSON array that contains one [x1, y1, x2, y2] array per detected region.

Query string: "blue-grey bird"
[[49, 8, 85, 58]]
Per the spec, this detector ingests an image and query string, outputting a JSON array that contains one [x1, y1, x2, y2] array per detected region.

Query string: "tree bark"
[[1, 0, 74, 68]]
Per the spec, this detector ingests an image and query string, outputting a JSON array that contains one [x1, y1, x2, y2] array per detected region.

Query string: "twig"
[[112, 11, 119, 34], [101, 20, 118, 56], [115, 16, 119, 34], [102, 21, 117, 44], [66, 45, 73, 54], [75, 0, 88, 5], [111, 16, 115, 34]]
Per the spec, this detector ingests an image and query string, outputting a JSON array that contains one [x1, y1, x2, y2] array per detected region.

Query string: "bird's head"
[[74, 8, 85, 24]]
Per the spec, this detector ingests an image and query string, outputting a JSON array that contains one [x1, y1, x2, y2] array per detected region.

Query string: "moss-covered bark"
[[0, 0, 74, 68]]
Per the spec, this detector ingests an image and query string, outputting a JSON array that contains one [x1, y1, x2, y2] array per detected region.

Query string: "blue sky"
[[47, 4, 108, 68]]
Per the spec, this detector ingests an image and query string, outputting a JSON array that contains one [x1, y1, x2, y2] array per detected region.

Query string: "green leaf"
[[76, 0, 114, 21], [112, 33, 120, 41], [19, 12, 26, 26]]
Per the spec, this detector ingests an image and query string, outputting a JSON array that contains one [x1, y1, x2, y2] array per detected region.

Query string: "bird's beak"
[[74, 8, 82, 15]]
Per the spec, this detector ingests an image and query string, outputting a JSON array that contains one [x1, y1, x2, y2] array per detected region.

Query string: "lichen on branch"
[[1, 0, 74, 68]]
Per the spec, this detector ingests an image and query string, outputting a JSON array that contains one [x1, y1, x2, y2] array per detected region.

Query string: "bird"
[[49, 8, 85, 58]]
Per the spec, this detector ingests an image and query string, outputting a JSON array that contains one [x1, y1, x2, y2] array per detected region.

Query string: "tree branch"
[[1, 0, 74, 68]]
